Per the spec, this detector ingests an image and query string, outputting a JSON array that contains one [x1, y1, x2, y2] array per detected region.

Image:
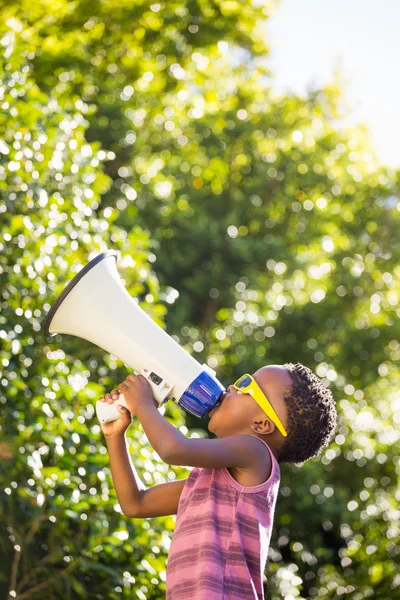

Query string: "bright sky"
[[264, 0, 400, 169]]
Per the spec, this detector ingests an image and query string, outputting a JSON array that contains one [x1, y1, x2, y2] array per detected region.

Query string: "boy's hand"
[[118, 373, 158, 416], [98, 389, 132, 438]]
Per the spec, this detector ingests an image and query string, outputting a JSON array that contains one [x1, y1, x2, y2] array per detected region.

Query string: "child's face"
[[207, 365, 290, 439]]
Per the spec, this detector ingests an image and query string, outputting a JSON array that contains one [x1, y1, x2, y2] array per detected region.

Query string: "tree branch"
[[10, 561, 78, 600]]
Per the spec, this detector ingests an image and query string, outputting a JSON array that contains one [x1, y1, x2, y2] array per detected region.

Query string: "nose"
[[227, 385, 236, 394]]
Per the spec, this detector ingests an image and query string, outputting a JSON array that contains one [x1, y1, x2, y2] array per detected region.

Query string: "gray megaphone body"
[[43, 250, 225, 425]]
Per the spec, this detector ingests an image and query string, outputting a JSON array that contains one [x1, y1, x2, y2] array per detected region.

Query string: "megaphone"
[[43, 250, 225, 425]]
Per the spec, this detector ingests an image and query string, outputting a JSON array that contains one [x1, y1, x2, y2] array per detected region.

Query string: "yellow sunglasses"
[[233, 374, 288, 437]]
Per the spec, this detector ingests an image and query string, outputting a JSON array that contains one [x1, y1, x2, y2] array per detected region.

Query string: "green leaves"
[[0, 24, 189, 600], [1, 1, 399, 598]]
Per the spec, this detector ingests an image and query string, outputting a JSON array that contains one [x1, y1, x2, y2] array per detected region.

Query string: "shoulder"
[[234, 435, 273, 477], [236, 434, 272, 458]]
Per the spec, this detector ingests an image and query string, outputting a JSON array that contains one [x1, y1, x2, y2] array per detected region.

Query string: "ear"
[[251, 417, 275, 435]]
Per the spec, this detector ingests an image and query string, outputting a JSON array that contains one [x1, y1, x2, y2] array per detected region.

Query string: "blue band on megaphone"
[[178, 371, 225, 418]]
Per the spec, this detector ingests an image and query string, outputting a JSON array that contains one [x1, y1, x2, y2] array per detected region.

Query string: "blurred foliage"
[[1, 1, 400, 599], [0, 27, 186, 600]]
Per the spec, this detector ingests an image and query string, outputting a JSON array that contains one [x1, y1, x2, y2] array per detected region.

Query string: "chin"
[[207, 418, 219, 436]]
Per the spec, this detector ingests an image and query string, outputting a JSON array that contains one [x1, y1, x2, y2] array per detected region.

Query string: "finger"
[[127, 374, 137, 382], [118, 405, 131, 418]]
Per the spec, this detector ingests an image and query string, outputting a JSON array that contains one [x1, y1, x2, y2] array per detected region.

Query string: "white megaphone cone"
[[43, 250, 225, 425]]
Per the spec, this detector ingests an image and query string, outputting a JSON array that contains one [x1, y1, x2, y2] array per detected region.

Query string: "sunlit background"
[[265, 0, 400, 168], [1, 0, 399, 598], [260, 0, 400, 167]]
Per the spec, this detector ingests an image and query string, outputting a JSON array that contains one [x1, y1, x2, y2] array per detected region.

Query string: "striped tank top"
[[166, 436, 280, 599]]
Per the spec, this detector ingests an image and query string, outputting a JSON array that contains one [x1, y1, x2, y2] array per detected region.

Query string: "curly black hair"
[[277, 362, 338, 465]]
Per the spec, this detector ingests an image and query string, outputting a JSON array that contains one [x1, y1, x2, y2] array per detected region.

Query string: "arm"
[[135, 404, 268, 471], [105, 433, 188, 518], [166, 434, 269, 470], [134, 403, 187, 461], [131, 478, 187, 518], [105, 434, 147, 516]]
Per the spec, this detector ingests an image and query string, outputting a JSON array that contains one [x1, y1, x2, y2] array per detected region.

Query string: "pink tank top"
[[166, 436, 280, 599]]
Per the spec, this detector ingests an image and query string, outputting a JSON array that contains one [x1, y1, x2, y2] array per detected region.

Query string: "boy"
[[99, 362, 337, 599]]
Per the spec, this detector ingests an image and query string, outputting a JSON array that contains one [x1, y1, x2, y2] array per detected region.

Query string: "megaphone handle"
[[95, 393, 130, 425], [96, 373, 171, 424]]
